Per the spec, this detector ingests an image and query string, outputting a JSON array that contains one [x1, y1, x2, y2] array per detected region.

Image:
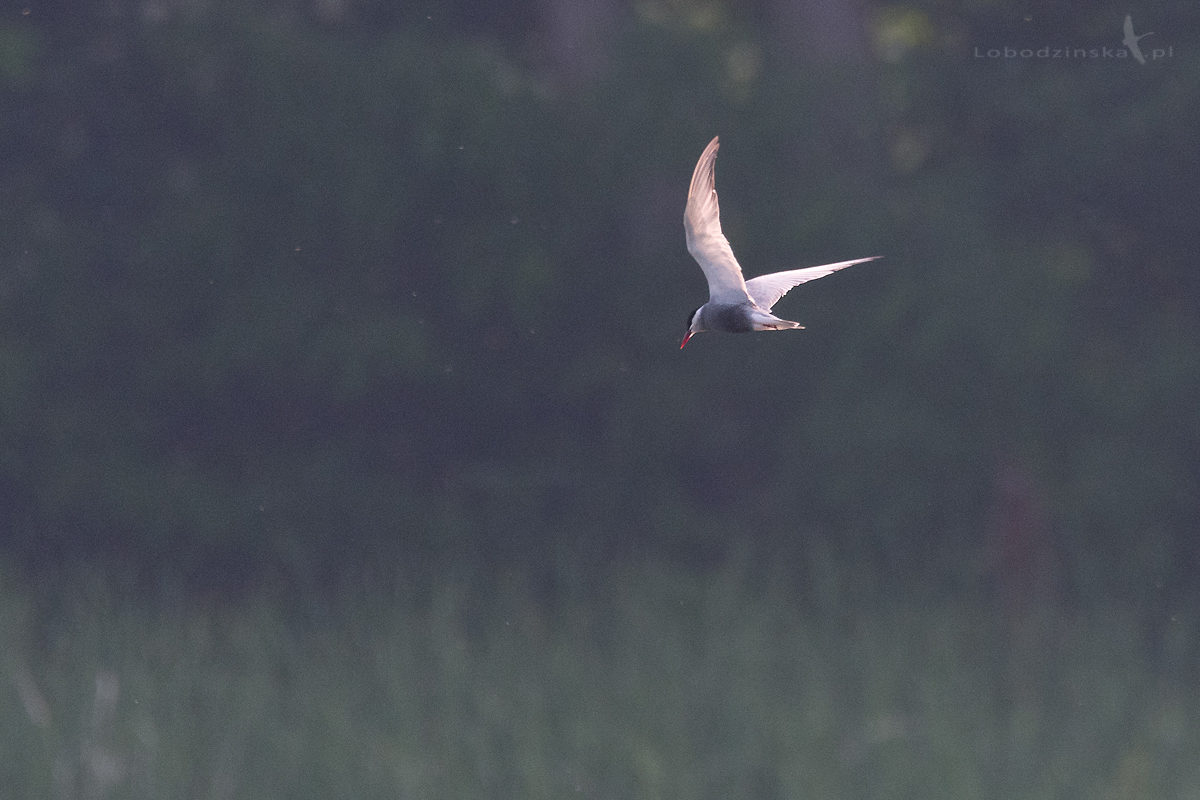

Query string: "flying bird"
[[1122, 15, 1153, 64], [680, 136, 878, 348]]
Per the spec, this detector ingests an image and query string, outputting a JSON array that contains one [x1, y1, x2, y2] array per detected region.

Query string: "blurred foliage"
[[0, 0, 1198, 602], [1, 561, 1198, 799]]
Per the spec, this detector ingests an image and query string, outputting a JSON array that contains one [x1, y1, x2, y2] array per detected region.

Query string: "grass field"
[[2, 557, 1197, 800]]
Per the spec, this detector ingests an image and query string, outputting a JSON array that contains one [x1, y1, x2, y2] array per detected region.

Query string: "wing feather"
[[744, 257, 880, 310], [684, 137, 752, 304]]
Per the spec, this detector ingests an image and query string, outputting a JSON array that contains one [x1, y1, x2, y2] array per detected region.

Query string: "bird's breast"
[[702, 303, 755, 334]]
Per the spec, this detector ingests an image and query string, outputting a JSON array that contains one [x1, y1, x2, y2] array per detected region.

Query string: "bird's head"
[[680, 306, 704, 349]]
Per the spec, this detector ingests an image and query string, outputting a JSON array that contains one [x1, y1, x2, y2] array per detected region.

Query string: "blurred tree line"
[[1, 0, 1197, 602]]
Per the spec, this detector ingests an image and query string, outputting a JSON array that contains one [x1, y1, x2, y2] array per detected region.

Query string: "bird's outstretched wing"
[[684, 137, 752, 304], [744, 257, 880, 310]]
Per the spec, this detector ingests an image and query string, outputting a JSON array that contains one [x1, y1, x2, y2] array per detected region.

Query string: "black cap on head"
[[680, 306, 702, 348]]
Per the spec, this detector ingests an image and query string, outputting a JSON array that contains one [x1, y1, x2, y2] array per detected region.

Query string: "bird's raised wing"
[[1123, 15, 1135, 40], [744, 257, 880, 310], [684, 137, 752, 304]]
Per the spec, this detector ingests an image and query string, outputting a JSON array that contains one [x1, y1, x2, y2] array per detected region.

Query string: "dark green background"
[[3, 1, 1197, 597], [4, 3, 1200, 797]]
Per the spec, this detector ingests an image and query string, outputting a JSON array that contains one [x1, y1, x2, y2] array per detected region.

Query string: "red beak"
[[680, 331, 694, 349]]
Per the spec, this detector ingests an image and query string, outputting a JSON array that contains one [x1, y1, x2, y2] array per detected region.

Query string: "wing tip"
[[687, 136, 723, 204]]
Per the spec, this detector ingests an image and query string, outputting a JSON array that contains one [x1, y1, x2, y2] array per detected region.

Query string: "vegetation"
[[4, 560, 1198, 800], [2, 1, 1196, 590], [1, 1, 1198, 795]]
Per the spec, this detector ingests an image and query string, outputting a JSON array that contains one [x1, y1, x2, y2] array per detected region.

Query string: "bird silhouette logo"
[[1122, 14, 1153, 64]]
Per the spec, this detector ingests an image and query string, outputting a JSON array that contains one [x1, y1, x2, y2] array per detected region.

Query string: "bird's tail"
[[752, 310, 805, 332]]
